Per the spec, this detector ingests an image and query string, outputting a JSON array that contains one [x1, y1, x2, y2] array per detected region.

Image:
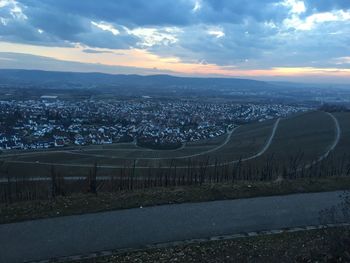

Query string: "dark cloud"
[[0, 0, 349, 70], [19, 0, 195, 27], [76, 29, 138, 49], [199, 0, 289, 24]]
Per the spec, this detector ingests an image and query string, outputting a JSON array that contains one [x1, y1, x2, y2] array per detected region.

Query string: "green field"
[[332, 112, 350, 157], [251, 111, 338, 167], [0, 110, 348, 179]]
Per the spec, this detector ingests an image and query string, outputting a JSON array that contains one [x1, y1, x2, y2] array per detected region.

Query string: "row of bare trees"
[[1, 153, 350, 203]]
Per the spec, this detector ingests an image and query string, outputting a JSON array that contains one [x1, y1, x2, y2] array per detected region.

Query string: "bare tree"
[[88, 162, 98, 194]]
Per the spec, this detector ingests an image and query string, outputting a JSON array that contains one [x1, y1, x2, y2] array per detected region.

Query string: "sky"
[[0, 0, 350, 83]]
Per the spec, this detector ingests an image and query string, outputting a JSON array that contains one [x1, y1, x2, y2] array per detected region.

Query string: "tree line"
[[0, 152, 349, 204]]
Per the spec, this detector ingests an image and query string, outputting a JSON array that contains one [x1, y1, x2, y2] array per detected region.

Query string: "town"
[[0, 98, 309, 150]]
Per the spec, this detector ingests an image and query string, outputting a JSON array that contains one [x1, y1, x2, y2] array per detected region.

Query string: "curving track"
[[64, 126, 239, 160], [0, 112, 343, 182], [302, 112, 341, 169], [0, 113, 341, 173], [1, 119, 281, 170]]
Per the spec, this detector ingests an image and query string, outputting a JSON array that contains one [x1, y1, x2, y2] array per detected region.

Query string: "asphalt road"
[[0, 191, 348, 263]]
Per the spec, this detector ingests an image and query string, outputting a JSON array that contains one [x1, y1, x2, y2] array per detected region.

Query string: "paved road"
[[0, 191, 348, 263]]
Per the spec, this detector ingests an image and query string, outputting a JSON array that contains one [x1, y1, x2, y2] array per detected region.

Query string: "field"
[[332, 112, 350, 158], [247, 111, 339, 170], [0, 110, 347, 179], [0, 110, 349, 204], [0, 117, 276, 176]]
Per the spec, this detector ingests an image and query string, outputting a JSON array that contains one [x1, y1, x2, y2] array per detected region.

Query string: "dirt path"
[[303, 112, 341, 169]]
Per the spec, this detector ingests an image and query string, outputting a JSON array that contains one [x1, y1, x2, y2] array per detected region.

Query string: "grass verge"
[[1, 176, 350, 224]]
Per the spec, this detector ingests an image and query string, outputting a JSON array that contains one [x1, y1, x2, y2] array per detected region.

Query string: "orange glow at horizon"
[[0, 41, 349, 79]]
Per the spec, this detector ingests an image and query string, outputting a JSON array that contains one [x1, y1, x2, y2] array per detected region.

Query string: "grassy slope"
[[264, 111, 335, 162], [332, 112, 350, 158], [4, 111, 334, 166], [0, 111, 349, 224], [0, 116, 276, 176]]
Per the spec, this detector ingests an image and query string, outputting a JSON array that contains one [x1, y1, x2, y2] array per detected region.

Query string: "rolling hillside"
[[0, 110, 347, 178]]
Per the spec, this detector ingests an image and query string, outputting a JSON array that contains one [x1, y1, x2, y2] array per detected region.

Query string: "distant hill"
[[0, 69, 273, 90], [3, 69, 348, 104]]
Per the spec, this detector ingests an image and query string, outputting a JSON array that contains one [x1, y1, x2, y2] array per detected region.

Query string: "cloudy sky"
[[0, 0, 350, 83]]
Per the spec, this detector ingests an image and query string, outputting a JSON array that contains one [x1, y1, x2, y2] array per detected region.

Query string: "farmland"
[[0, 109, 349, 204], [332, 112, 350, 158], [0, 110, 345, 176], [0, 117, 272, 170], [251, 111, 339, 168]]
